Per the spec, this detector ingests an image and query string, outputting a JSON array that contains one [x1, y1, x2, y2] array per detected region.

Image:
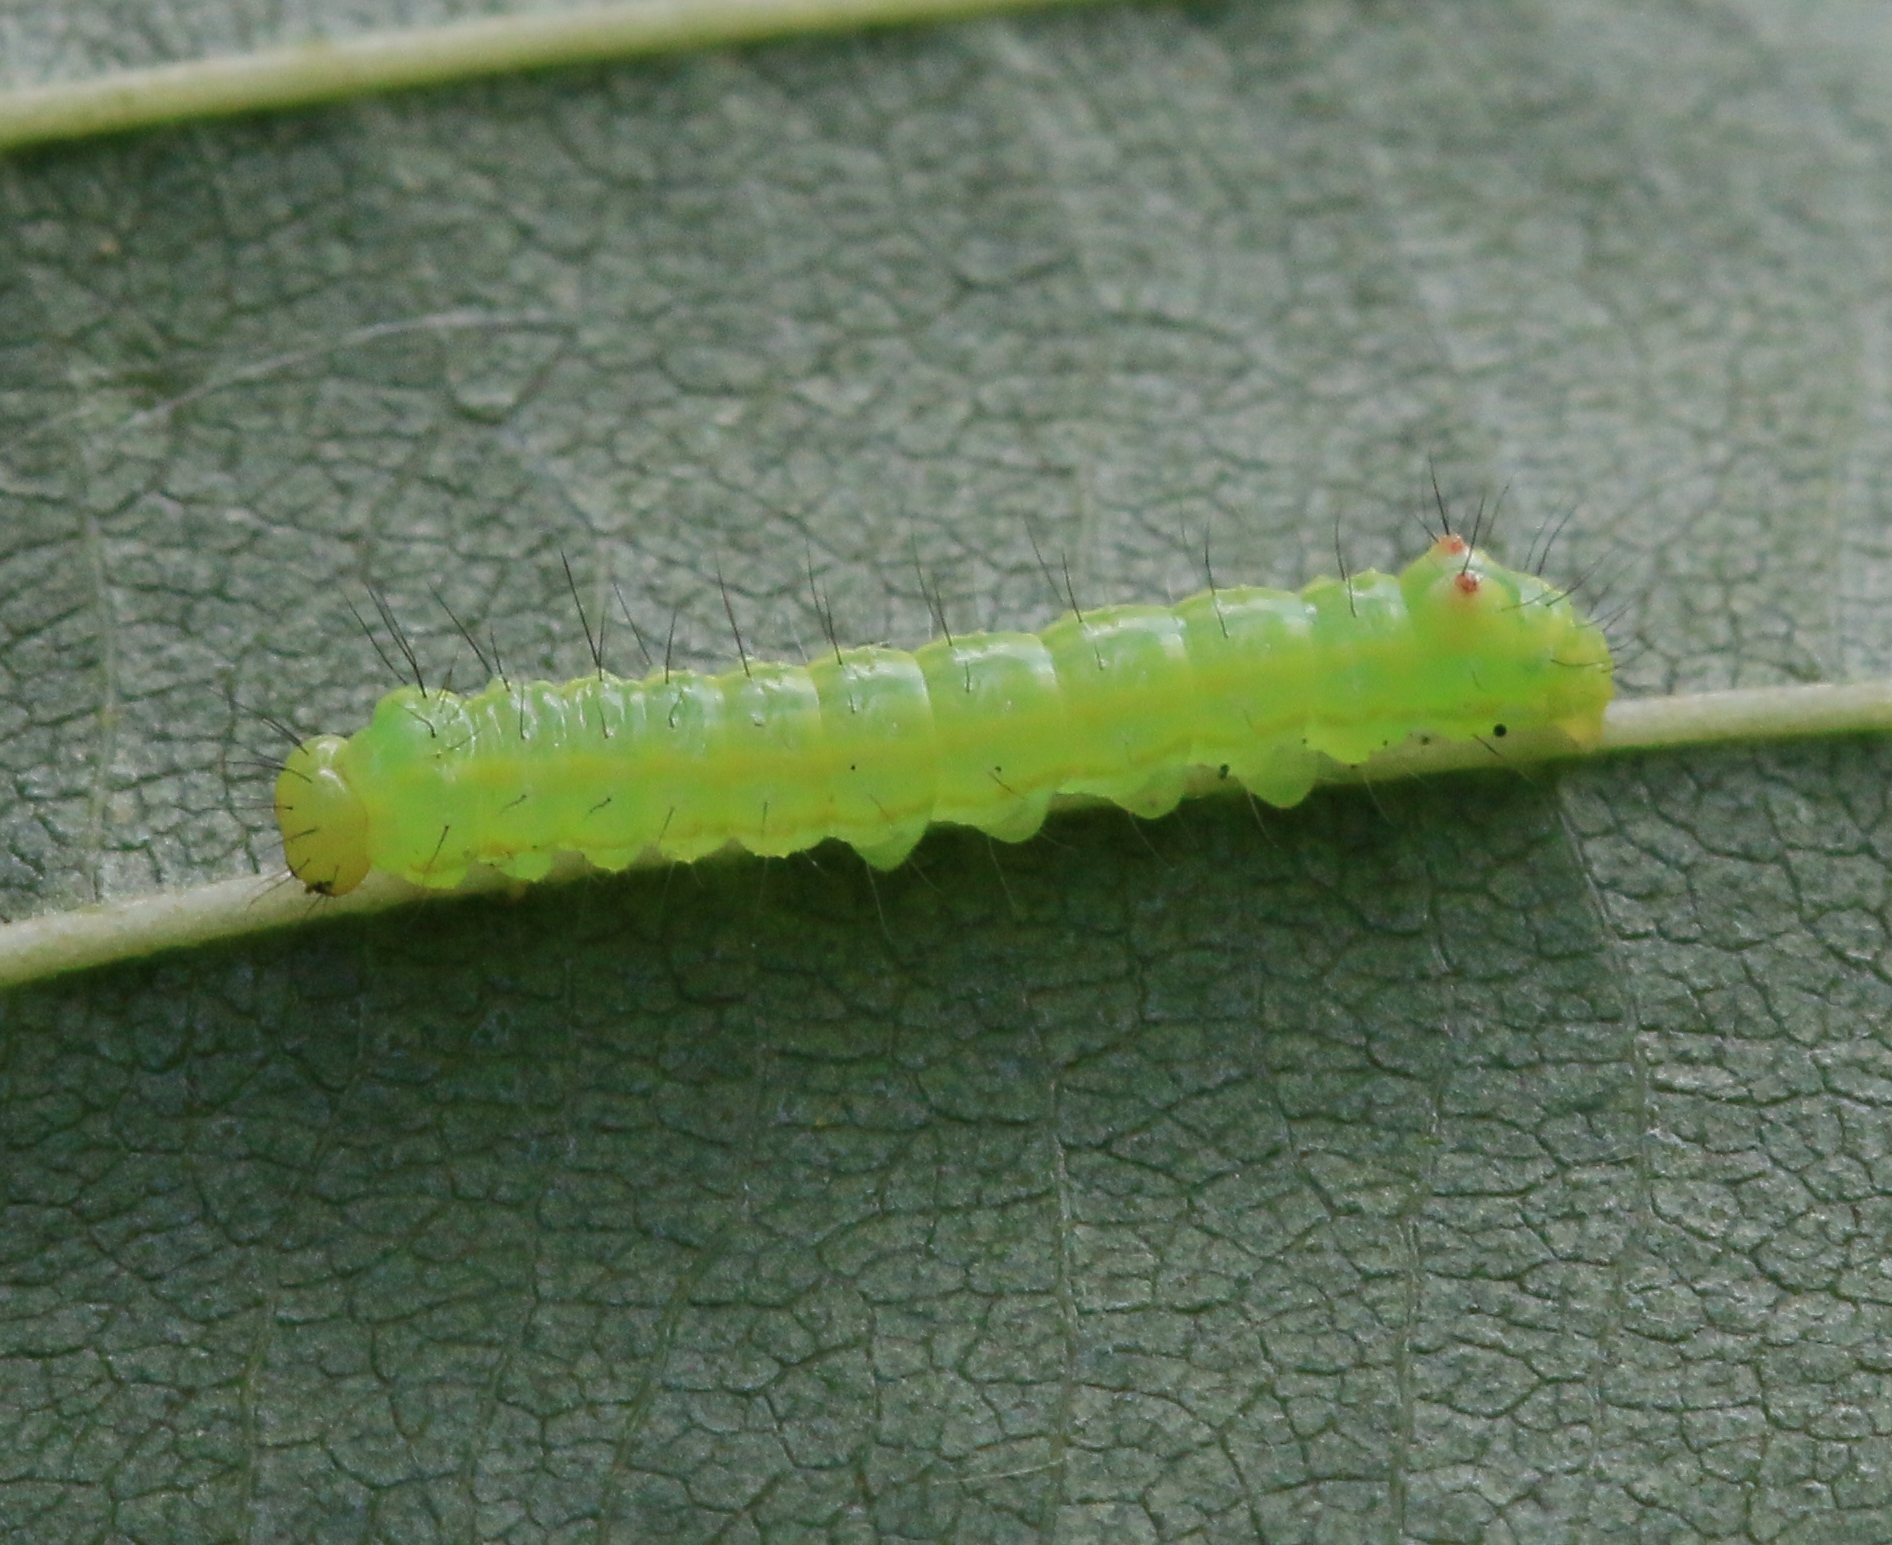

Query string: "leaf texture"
[[5, 1, 1892, 1539]]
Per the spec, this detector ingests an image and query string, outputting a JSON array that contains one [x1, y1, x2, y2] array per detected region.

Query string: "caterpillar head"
[[1400, 533, 1615, 744], [274, 734, 372, 896], [1402, 534, 1606, 649]]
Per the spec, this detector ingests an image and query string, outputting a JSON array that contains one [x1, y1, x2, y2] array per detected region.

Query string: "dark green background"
[[5, 1, 1892, 1539]]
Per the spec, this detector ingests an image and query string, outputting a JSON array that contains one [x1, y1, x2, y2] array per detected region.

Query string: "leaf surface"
[[5, 2, 1892, 1539]]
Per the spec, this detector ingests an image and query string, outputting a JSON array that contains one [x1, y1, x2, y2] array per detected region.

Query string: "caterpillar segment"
[[274, 536, 1614, 896]]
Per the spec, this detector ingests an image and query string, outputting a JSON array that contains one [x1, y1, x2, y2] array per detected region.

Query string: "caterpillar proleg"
[[274, 534, 1614, 896]]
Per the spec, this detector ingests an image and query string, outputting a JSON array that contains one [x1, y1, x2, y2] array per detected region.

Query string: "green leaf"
[[7, 2, 1892, 1539]]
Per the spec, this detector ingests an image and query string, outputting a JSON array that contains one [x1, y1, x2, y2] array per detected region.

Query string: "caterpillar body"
[[274, 534, 1614, 896]]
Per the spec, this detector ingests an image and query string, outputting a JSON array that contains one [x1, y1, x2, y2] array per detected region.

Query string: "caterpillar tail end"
[[274, 735, 373, 897], [1556, 712, 1608, 753]]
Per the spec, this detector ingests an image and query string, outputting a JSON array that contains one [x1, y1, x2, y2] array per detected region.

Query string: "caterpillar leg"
[[849, 821, 927, 872], [1232, 741, 1322, 809]]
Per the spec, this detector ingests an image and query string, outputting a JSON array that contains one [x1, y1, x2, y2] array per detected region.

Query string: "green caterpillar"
[[274, 533, 1614, 896]]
